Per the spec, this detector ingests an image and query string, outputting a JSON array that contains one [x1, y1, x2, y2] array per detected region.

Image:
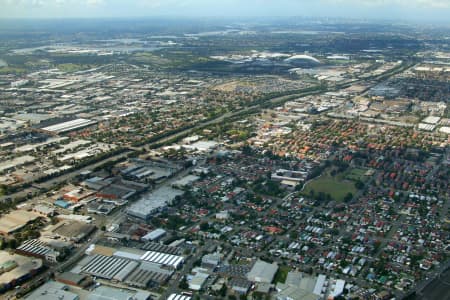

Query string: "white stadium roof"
[[285, 54, 321, 64]]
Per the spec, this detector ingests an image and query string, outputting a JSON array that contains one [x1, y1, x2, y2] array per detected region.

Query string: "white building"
[[247, 260, 278, 283], [188, 268, 209, 291], [141, 228, 166, 242]]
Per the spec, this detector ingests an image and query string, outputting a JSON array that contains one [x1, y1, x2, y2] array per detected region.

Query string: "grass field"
[[273, 265, 291, 284], [0, 66, 26, 75], [302, 174, 357, 202], [57, 63, 93, 72], [345, 168, 367, 181]]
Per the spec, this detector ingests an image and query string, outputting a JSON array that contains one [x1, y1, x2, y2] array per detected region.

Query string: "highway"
[[1, 61, 412, 206], [140, 62, 414, 152], [0, 61, 415, 299], [406, 262, 450, 300]]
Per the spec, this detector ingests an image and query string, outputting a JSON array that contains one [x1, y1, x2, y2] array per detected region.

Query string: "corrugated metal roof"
[[82, 255, 133, 280], [113, 260, 139, 282], [140, 251, 184, 268]]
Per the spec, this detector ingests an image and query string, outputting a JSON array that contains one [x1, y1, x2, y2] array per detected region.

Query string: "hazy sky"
[[1, 0, 450, 22]]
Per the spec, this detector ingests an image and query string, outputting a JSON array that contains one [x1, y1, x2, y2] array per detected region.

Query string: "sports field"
[[302, 168, 364, 202]]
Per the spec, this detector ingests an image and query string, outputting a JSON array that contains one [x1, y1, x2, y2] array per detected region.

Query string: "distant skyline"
[[1, 0, 450, 23]]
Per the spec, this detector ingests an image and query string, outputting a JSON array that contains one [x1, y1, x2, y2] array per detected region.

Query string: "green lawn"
[[302, 175, 357, 202], [345, 168, 367, 181], [57, 63, 92, 72], [273, 265, 291, 284], [0, 66, 27, 75]]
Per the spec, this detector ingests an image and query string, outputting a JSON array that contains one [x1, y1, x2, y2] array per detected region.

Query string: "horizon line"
[[0, 15, 449, 26]]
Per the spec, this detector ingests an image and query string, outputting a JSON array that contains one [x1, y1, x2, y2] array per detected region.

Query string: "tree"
[[289, 231, 299, 240], [200, 222, 210, 231], [219, 284, 227, 297], [242, 145, 253, 155], [344, 193, 353, 202], [179, 277, 189, 289], [57, 247, 72, 262], [7, 239, 17, 249], [167, 215, 185, 230], [316, 192, 326, 201], [254, 196, 263, 204], [28, 230, 40, 239], [355, 180, 365, 190]]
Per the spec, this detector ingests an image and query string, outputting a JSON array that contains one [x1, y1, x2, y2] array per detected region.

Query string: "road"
[[58, 230, 105, 272], [160, 246, 204, 300], [2, 61, 412, 205], [139, 91, 323, 152], [2, 61, 414, 299], [412, 262, 450, 300], [140, 62, 413, 153]]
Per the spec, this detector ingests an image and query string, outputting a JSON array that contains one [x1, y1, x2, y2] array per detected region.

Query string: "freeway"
[[140, 61, 414, 152], [0, 61, 414, 299], [409, 262, 450, 300], [2, 61, 412, 206], [415, 266, 450, 300]]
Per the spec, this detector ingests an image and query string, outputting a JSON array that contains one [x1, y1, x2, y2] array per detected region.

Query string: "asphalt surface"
[[1, 62, 416, 300], [1, 62, 412, 205], [415, 267, 450, 300]]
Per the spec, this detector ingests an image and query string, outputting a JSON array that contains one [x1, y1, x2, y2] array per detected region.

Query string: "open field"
[[273, 265, 291, 284], [302, 173, 358, 202], [344, 168, 367, 181]]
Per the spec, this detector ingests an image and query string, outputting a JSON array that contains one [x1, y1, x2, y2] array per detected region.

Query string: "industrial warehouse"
[[127, 186, 184, 220], [168, 294, 192, 300], [140, 251, 184, 269], [39, 118, 97, 135], [68, 243, 184, 290], [1, 7, 450, 300], [0, 251, 44, 293]]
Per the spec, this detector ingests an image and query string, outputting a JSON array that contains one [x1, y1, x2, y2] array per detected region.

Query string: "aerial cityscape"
[[0, 1, 449, 300]]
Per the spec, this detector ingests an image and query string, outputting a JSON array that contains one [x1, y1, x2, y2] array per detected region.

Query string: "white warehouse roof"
[[142, 228, 166, 241], [41, 118, 97, 134], [168, 294, 191, 300], [247, 260, 278, 283], [422, 116, 440, 125], [140, 251, 184, 269], [439, 126, 450, 134], [127, 186, 184, 220]]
